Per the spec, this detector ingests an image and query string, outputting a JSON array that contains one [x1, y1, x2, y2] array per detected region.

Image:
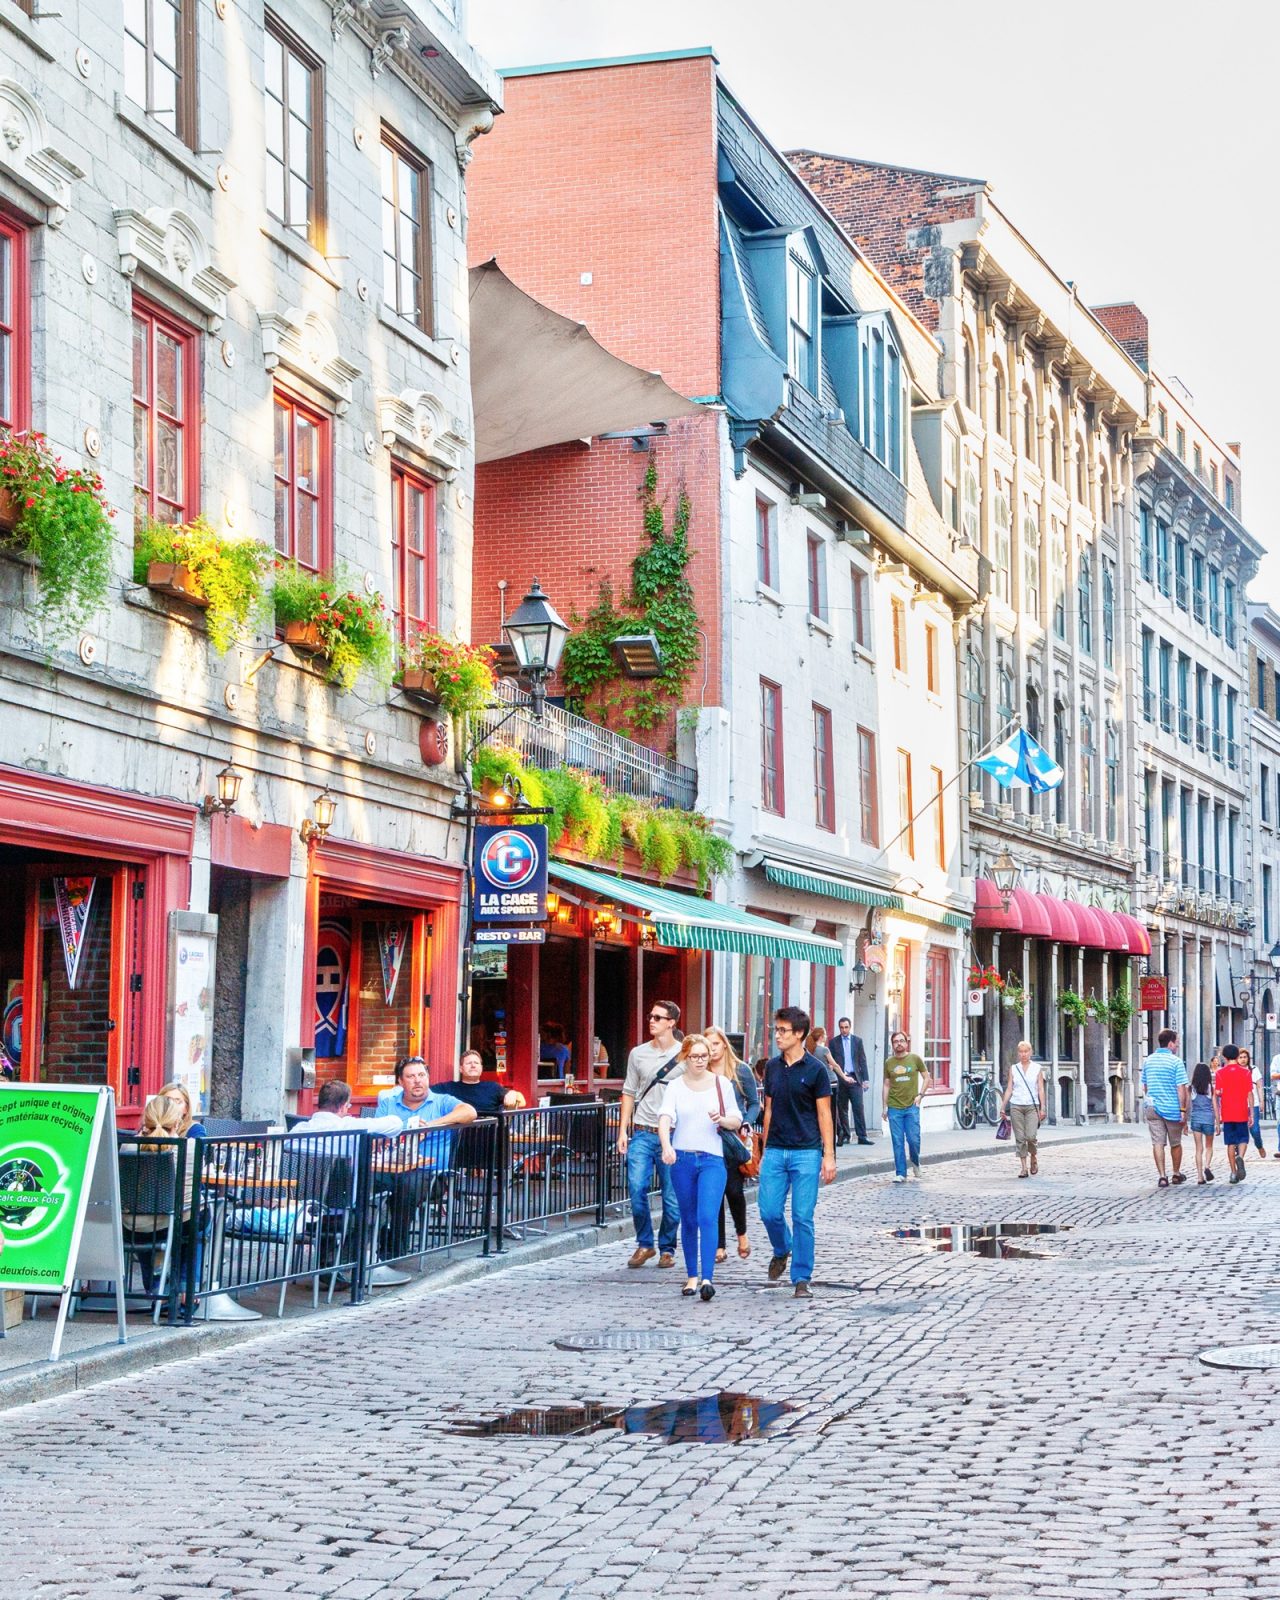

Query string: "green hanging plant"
[[272, 562, 394, 692], [1058, 989, 1088, 1029], [135, 516, 273, 654], [1108, 986, 1135, 1035]]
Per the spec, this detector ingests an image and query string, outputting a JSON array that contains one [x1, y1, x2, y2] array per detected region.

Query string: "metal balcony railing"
[[477, 679, 699, 811]]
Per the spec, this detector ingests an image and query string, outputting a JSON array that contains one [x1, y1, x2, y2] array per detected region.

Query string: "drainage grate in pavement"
[[444, 1391, 796, 1442], [553, 1330, 710, 1354], [892, 1223, 1070, 1260], [1199, 1344, 1280, 1371]]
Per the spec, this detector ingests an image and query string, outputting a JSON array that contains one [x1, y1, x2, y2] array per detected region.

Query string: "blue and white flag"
[[975, 729, 1063, 793]]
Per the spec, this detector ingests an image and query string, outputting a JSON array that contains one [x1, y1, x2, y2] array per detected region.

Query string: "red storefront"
[[301, 836, 464, 1106], [0, 764, 194, 1125]]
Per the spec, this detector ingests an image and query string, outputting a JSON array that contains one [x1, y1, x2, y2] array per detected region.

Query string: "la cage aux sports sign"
[[472, 823, 548, 924]]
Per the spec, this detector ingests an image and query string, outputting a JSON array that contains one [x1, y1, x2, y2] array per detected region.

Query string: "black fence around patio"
[[102, 1102, 682, 1326]]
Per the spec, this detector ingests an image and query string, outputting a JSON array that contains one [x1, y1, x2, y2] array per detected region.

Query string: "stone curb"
[[0, 1126, 1132, 1414]]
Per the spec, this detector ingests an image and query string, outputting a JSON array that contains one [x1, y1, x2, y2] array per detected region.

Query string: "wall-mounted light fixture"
[[848, 960, 868, 995], [299, 787, 338, 845], [201, 762, 244, 819]]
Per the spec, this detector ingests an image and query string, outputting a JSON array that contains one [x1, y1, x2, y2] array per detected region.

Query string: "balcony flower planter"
[[146, 560, 209, 609], [398, 667, 441, 708], [0, 484, 16, 533], [283, 619, 327, 656]]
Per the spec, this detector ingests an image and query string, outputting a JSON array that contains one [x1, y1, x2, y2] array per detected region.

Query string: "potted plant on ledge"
[[272, 562, 393, 692], [134, 517, 272, 654], [395, 628, 497, 720], [0, 429, 114, 635]]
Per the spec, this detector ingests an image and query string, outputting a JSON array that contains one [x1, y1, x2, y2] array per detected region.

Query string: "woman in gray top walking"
[[998, 1041, 1046, 1179]]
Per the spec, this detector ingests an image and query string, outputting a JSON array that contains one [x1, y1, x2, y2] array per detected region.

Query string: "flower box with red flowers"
[[272, 562, 394, 693], [395, 629, 496, 721]]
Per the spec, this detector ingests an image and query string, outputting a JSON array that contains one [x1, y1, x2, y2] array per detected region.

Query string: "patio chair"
[[116, 1148, 180, 1324]]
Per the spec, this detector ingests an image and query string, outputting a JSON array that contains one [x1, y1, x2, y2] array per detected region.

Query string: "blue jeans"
[[668, 1150, 727, 1281], [1251, 1106, 1264, 1152], [626, 1128, 680, 1252], [757, 1146, 822, 1285], [888, 1105, 921, 1177]]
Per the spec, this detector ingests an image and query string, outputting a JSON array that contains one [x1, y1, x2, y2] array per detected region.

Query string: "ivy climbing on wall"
[[558, 460, 700, 739]]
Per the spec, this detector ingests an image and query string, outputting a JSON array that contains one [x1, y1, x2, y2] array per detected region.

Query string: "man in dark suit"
[[830, 1017, 873, 1144]]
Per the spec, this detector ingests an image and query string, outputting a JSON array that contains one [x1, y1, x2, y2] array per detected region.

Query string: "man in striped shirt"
[[1140, 1028, 1190, 1188]]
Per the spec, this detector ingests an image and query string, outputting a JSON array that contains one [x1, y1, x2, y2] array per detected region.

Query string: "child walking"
[[1188, 1062, 1216, 1184], [1214, 1044, 1254, 1185]]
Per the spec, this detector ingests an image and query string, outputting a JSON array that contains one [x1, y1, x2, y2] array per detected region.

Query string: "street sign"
[[473, 927, 547, 945], [472, 823, 548, 924], [1139, 974, 1168, 1012], [966, 989, 985, 1017], [0, 1084, 127, 1360]]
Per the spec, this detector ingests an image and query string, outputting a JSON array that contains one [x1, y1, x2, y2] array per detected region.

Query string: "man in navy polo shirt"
[[757, 1005, 837, 1300]]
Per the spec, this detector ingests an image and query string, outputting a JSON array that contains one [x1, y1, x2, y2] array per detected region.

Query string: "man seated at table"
[[377, 1056, 479, 1132], [292, 1079, 404, 1134], [436, 1049, 522, 1116], [374, 1057, 478, 1258]]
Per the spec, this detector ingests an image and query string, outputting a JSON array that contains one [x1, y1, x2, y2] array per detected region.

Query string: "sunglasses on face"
[[649, 1013, 670, 1023]]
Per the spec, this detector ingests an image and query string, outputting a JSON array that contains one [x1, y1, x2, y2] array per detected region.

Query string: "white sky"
[[469, 0, 1280, 600]]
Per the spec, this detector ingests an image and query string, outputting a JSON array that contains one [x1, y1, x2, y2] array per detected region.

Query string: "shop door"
[[924, 947, 952, 1091], [22, 863, 130, 1100], [593, 945, 630, 1083]]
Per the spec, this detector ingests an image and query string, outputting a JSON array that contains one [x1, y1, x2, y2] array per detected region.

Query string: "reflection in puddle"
[[446, 1391, 795, 1442], [892, 1223, 1070, 1260]]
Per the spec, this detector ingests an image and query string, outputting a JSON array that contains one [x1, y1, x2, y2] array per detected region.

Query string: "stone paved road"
[[11, 1134, 1280, 1599]]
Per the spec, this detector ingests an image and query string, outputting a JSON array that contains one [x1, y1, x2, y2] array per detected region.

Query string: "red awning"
[[1034, 893, 1081, 944], [1012, 888, 1053, 938], [1091, 907, 1130, 952], [1115, 912, 1152, 956], [1069, 903, 1107, 949], [972, 877, 1023, 931]]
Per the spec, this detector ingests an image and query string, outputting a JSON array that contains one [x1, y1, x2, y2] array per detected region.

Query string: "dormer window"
[[856, 311, 906, 478], [786, 246, 816, 392]]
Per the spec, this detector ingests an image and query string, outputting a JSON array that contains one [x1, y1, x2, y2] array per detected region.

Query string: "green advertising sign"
[[0, 1086, 105, 1291]]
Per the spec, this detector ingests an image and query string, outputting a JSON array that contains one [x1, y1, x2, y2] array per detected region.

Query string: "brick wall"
[[357, 920, 411, 1082], [787, 152, 981, 330], [41, 883, 113, 1087], [467, 55, 721, 401], [473, 411, 722, 748], [1092, 303, 1150, 370]]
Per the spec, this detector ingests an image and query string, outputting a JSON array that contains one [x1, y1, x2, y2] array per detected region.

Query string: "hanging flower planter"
[[398, 667, 441, 708], [283, 618, 326, 656], [0, 484, 17, 532], [145, 560, 209, 608]]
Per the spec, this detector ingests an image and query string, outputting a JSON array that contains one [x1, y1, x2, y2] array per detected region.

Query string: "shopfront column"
[[242, 869, 308, 1122], [1049, 941, 1060, 1125], [1075, 946, 1086, 1123]]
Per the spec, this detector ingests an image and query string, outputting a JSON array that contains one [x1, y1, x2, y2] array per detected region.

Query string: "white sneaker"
[[892, 1174, 906, 1183], [908, 1165, 921, 1182]]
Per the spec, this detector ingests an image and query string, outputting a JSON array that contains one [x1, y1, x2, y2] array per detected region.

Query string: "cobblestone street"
[[11, 1134, 1280, 1598]]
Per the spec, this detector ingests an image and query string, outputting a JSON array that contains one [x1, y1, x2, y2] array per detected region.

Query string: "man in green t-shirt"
[[882, 1030, 931, 1183]]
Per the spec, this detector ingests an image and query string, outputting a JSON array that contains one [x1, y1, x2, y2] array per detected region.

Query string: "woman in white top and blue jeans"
[[659, 1034, 742, 1301], [998, 1040, 1046, 1179]]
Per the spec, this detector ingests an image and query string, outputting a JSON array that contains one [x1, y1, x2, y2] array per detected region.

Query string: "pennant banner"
[[377, 921, 410, 1007], [53, 877, 97, 991]]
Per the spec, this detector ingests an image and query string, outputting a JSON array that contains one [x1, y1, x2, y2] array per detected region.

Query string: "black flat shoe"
[[681, 1280, 698, 1297], [699, 1282, 715, 1302]]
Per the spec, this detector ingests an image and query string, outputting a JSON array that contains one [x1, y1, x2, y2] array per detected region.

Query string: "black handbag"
[[715, 1077, 751, 1166]]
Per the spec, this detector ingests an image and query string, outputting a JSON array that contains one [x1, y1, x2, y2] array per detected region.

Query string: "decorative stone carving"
[[114, 206, 234, 329], [370, 26, 410, 79], [329, 0, 371, 37], [379, 387, 468, 480], [0, 78, 83, 228], [455, 106, 495, 171], [259, 307, 360, 412]]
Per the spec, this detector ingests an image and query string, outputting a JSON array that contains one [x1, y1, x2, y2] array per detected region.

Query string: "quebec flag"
[[975, 729, 1064, 793]]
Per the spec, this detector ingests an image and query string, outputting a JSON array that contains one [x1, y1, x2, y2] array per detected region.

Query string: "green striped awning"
[[943, 911, 973, 929], [548, 859, 844, 965], [762, 861, 903, 911]]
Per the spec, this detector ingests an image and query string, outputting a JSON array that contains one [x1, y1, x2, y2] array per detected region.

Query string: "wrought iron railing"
[[478, 679, 698, 810]]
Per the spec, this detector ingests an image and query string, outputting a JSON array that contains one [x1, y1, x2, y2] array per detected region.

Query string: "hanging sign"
[[376, 921, 410, 1005], [474, 926, 547, 945], [1139, 974, 1168, 1012], [53, 876, 96, 990], [966, 988, 985, 1017], [472, 824, 548, 925], [0, 1084, 126, 1360], [863, 943, 886, 972]]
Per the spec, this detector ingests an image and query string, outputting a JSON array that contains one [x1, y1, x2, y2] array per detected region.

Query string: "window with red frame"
[[390, 462, 437, 641], [813, 703, 834, 830], [760, 678, 784, 814], [857, 726, 878, 845], [0, 215, 29, 432], [273, 388, 330, 570], [132, 298, 199, 527]]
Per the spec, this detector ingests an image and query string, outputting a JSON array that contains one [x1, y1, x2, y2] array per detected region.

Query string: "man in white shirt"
[[291, 1079, 403, 1135]]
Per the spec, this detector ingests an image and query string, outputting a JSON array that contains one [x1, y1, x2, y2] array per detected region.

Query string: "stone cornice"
[[114, 206, 234, 330], [0, 75, 83, 226], [378, 387, 468, 480], [259, 307, 360, 412]]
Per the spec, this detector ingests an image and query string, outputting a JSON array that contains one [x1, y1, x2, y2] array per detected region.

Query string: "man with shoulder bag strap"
[[618, 1000, 684, 1267]]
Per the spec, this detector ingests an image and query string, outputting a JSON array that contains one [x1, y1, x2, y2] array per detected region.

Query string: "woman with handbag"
[[997, 1041, 1046, 1178], [705, 1025, 758, 1264], [658, 1033, 743, 1301]]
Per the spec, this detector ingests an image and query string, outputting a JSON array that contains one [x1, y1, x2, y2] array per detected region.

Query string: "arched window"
[[1022, 507, 1040, 621], [1022, 387, 1035, 460], [962, 459, 980, 546], [1053, 699, 1068, 823], [1075, 435, 1087, 504], [1105, 722, 1120, 842], [1049, 415, 1061, 483], [992, 485, 1012, 603], [1077, 550, 1093, 655], [1097, 461, 1109, 528], [992, 359, 1006, 437], [962, 331, 976, 411], [1080, 708, 1096, 834]]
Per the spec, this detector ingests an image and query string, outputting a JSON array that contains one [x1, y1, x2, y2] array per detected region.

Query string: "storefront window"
[[923, 946, 952, 1090]]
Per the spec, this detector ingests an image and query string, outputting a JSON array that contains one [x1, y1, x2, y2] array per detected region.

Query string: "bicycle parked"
[[954, 1069, 999, 1129]]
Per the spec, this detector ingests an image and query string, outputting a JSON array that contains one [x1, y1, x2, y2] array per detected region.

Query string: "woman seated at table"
[[122, 1090, 207, 1297]]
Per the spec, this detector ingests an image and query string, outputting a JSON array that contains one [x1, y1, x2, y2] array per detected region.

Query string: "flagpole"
[[871, 718, 1020, 865]]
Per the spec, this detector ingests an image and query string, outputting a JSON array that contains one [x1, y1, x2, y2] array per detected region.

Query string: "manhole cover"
[[554, 1329, 711, 1353], [1199, 1344, 1280, 1370]]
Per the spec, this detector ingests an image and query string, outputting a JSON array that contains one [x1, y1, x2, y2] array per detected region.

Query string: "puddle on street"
[[445, 1391, 795, 1442], [892, 1222, 1070, 1260]]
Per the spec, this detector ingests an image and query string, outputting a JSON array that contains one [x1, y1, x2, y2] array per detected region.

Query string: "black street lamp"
[[502, 578, 570, 717]]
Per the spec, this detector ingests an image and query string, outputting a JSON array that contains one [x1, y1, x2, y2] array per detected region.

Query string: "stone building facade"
[[1246, 603, 1280, 1078], [0, 0, 499, 1122]]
